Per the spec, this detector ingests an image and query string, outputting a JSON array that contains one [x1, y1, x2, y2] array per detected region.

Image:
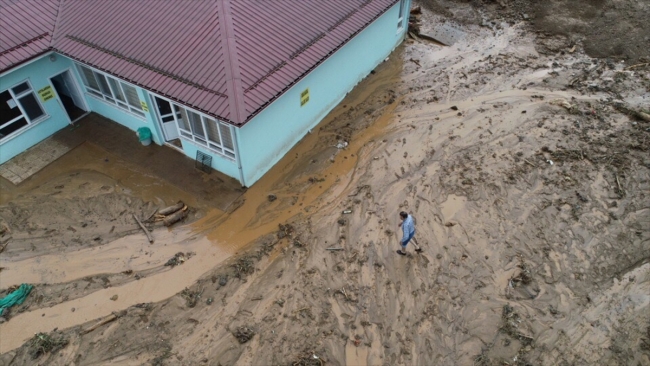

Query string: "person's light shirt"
[[402, 215, 415, 237]]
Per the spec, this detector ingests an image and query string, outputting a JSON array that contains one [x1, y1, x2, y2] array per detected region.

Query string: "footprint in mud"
[[417, 254, 430, 268]]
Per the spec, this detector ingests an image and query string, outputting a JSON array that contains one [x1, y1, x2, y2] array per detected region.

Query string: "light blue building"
[[1, 0, 411, 187]]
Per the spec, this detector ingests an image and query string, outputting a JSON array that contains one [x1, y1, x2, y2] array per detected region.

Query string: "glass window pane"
[[204, 117, 221, 145], [176, 106, 191, 131], [11, 82, 29, 95], [18, 94, 45, 121], [0, 90, 22, 124], [95, 73, 112, 96], [0, 117, 28, 139], [188, 111, 204, 138], [155, 97, 172, 115], [122, 83, 141, 109], [219, 123, 234, 150], [108, 78, 126, 102], [79, 66, 100, 90]]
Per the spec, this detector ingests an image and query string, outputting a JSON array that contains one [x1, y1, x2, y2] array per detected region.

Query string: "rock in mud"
[[233, 326, 255, 344], [218, 275, 228, 287]]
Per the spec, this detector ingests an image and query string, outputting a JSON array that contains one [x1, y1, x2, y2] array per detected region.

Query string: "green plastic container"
[[137, 127, 152, 146]]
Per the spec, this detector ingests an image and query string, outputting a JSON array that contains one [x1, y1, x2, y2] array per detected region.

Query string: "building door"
[[153, 96, 180, 141], [50, 70, 87, 122]]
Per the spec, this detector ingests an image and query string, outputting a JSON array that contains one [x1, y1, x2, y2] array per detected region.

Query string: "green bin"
[[137, 127, 152, 146]]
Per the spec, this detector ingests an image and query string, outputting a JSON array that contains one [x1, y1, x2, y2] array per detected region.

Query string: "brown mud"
[[2, 2, 650, 365]]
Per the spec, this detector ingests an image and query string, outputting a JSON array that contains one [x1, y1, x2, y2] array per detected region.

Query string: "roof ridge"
[[50, 0, 65, 46], [216, 0, 246, 125]]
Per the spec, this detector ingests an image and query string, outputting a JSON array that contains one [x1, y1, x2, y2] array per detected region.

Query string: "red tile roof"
[[2, 0, 398, 125], [0, 0, 59, 70]]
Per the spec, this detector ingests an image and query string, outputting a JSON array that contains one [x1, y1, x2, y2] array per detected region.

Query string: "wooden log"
[[163, 208, 188, 227], [81, 313, 117, 335], [133, 214, 154, 243], [158, 201, 185, 216]]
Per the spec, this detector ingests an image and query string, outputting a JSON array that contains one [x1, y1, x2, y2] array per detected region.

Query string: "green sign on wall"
[[38, 85, 55, 102], [300, 88, 310, 106]]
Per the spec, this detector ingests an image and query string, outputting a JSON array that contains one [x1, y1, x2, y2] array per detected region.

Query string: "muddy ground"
[[1, 1, 649, 365]]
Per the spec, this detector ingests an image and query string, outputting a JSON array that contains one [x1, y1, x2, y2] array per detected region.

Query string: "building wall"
[[236, 1, 409, 186], [179, 138, 240, 179], [0, 54, 77, 164], [0, 55, 168, 164], [67, 65, 165, 145]]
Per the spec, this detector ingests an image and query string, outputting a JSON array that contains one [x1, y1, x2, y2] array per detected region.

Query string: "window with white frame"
[[397, 0, 406, 30], [153, 96, 236, 158], [76, 64, 145, 117], [0, 81, 47, 142]]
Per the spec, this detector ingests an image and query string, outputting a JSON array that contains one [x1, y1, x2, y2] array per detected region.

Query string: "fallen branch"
[[81, 313, 118, 335], [339, 287, 349, 301], [326, 247, 344, 251], [145, 208, 158, 222], [163, 206, 188, 227], [624, 62, 649, 70], [133, 214, 154, 243], [158, 201, 185, 216], [523, 159, 536, 167], [0, 240, 9, 254], [293, 307, 308, 314]]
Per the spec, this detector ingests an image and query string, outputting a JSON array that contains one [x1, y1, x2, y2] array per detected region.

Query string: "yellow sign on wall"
[[140, 101, 149, 112], [300, 88, 310, 107], [38, 86, 55, 102]]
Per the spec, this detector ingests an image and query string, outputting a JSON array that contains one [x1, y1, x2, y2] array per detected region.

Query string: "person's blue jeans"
[[401, 230, 415, 249]]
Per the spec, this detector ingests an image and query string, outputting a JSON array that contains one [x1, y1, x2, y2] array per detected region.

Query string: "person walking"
[[397, 211, 423, 255]]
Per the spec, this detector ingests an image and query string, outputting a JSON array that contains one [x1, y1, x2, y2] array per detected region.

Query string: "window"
[[397, 0, 406, 30], [0, 81, 46, 142], [76, 64, 145, 117], [158, 99, 235, 158]]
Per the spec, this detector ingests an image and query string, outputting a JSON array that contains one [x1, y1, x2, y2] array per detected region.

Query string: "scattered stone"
[[219, 275, 228, 287], [233, 326, 255, 344], [110, 295, 118, 301], [268, 194, 277, 202]]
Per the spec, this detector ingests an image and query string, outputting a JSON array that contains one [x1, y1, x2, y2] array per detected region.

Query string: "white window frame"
[[397, 0, 406, 32], [151, 94, 236, 160], [75, 63, 146, 119], [0, 80, 48, 143]]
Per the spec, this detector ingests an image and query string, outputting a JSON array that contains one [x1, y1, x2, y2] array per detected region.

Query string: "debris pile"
[[28, 332, 69, 359], [408, 6, 422, 35], [149, 201, 189, 227], [180, 287, 203, 308], [165, 252, 193, 267]]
